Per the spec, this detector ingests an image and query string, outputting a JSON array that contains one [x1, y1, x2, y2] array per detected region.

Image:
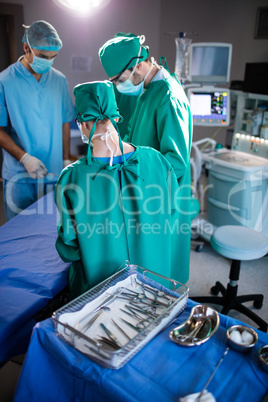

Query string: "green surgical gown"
[[55, 146, 185, 299], [124, 74, 193, 285]]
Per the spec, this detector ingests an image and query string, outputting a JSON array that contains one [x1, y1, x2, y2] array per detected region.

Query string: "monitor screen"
[[189, 43, 232, 84], [188, 87, 230, 126]]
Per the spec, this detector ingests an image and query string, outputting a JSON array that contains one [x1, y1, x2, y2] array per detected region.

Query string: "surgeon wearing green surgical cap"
[[99, 34, 193, 285], [112, 32, 140, 139], [55, 80, 183, 299], [0, 20, 76, 221]]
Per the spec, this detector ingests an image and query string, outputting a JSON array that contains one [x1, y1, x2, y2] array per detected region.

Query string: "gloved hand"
[[20, 152, 48, 179]]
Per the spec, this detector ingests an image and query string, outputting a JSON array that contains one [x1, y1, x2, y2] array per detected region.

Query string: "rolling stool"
[[192, 225, 268, 332]]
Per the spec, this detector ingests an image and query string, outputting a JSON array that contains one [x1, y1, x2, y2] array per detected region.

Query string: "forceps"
[[96, 336, 121, 351], [120, 318, 141, 333], [75, 288, 122, 331], [100, 322, 122, 348], [120, 307, 154, 329], [111, 318, 132, 341]]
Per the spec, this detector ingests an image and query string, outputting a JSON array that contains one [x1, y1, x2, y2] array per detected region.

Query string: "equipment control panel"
[[232, 133, 268, 159]]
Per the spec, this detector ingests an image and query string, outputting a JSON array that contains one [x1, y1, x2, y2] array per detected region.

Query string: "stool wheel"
[[195, 244, 203, 252], [210, 285, 220, 296], [253, 300, 263, 309]]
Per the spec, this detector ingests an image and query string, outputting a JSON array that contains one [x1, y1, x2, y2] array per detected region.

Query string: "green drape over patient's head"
[[73, 80, 122, 124]]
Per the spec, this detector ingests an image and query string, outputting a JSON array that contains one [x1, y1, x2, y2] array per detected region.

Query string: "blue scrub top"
[[95, 151, 134, 164], [0, 60, 76, 182]]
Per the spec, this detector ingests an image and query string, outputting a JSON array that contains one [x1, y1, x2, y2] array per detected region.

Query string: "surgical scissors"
[[128, 301, 157, 314], [117, 288, 169, 308], [124, 304, 158, 318], [137, 282, 175, 306], [133, 285, 174, 307]]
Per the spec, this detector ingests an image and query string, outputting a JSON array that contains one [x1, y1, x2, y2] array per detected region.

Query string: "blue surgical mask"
[[117, 78, 144, 96], [117, 63, 154, 96], [29, 56, 53, 74], [25, 34, 54, 74]]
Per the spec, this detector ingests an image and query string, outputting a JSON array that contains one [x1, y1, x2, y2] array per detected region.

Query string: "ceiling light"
[[50, 0, 111, 16]]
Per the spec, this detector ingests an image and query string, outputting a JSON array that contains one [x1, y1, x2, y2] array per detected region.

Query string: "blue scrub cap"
[[22, 20, 62, 51]]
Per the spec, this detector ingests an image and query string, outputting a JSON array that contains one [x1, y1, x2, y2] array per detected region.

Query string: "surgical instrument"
[[116, 291, 168, 308], [128, 301, 157, 314], [117, 287, 166, 305], [111, 318, 132, 341], [120, 308, 154, 329], [75, 289, 122, 330], [175, 320, 206, 342], [125, 304, 158, 318], [80, 307, 110, 333], [120, 318, 142, 333], [122, 286, 171, 307], [96, 336, 121, 351], [123, 305, 155, 323], [137, 282, 176, 305], [100, 322, 122, 348], [197, 347, 229, 401]]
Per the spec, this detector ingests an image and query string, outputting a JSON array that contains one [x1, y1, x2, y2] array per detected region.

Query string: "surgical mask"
[[24, 34, 54, 74], [117, 63, 154, 96], [81, 133, 89, 144], [76, 120, 90, 144]]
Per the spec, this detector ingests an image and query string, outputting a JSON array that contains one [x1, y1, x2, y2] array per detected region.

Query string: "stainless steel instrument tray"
[[52, 262, 188, 369]]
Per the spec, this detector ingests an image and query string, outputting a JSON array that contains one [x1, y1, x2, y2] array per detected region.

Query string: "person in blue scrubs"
[[0, 20, 76, 220]]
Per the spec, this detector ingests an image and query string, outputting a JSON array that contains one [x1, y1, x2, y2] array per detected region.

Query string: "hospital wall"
[[2, 0, 268, 144]]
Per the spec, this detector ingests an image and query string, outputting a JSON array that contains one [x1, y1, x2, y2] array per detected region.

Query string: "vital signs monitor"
[[188, 86, 230, 126]]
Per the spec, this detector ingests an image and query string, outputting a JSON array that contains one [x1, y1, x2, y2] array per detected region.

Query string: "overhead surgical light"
[[50, 0, 111, 16]]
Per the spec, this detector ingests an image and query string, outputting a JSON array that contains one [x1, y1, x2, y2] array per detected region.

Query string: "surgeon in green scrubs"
[[99, 34, 193, 284], [55, 80, 182, 299], [112, 33, 139, 140]]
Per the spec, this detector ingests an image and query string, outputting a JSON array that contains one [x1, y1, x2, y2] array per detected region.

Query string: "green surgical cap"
[[114, 32, 137, 38], [22, 20, 62, 51], [73, 80, 122, 124], [98, 35, 149, 78]]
